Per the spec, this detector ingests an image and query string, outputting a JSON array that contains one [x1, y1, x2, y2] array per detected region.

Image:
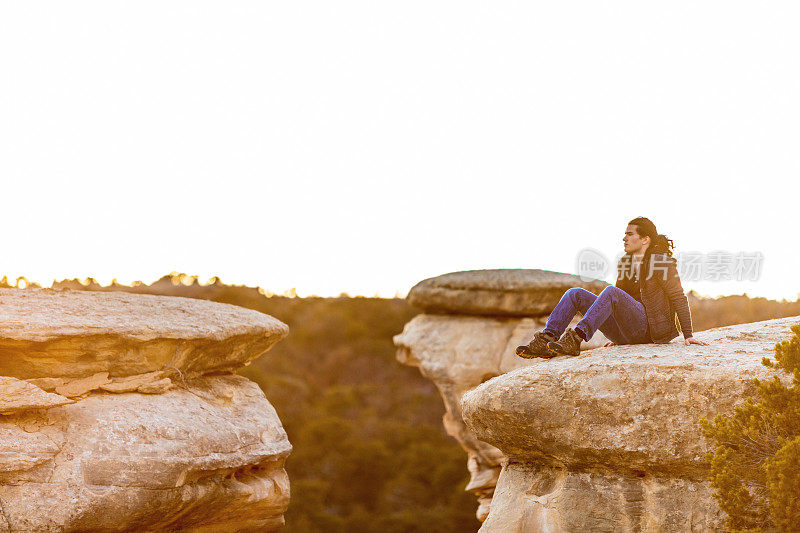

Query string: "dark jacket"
[[615, 252, 693, 344]]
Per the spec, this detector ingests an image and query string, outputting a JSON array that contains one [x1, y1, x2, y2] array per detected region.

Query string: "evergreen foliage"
[[700, 323, 800, 531]]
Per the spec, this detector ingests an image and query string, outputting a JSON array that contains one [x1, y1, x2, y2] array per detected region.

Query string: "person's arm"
[[655, 255, 707, 345]]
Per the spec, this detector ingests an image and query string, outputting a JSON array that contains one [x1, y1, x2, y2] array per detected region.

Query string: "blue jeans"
[[542, 286, 650, 344]]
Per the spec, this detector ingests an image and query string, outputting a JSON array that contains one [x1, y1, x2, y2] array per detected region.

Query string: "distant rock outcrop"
[[461, 316, 799, 532], [0, 288, 291, 532], [395, 270, 608, 521], [408, 269, 607, 317]]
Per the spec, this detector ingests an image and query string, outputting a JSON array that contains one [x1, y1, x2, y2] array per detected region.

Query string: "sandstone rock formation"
[[408, 269, 608, 317], [461, 316, 800, 532], [395, 269, 608, 521], [0, 288, 291, 532]]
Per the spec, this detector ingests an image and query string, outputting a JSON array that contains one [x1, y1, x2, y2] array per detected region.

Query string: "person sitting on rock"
[[516, 217, 708, 358]]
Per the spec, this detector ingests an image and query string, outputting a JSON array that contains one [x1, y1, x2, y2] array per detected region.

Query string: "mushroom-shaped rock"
[[395, 270, 609, 522], [0, 288, 292, 532], [460, 316, 800, 532], [408, 269, 607, 317]]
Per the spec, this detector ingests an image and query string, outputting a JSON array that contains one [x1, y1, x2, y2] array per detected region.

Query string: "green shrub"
[[700, 323, 800, 531]]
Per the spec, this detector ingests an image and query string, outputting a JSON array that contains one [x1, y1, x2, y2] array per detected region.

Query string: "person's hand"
[[684, 336, 708, 346], [603, 341, 616, 347]]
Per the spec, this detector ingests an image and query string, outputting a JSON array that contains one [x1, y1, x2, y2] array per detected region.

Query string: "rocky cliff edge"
[[461, 315, 800, 532]]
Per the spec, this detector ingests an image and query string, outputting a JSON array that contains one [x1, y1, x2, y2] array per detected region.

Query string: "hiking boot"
[[515, 331, 558, 359], [546, 327, 584, 357]]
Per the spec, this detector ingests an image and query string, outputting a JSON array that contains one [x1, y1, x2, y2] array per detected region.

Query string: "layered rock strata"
[[0, 288, 291, 532], [461, 316, 800, 532], [395, 270, 608, 521]]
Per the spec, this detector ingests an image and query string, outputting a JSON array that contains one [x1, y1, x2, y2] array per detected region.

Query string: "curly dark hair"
[[628, 217, 674, 258]]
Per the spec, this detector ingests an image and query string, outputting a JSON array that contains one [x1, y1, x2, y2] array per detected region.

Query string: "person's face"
[[623, 224, 650, 254]]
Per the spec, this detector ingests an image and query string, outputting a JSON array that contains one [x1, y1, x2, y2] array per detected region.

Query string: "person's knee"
[[600, 286, 623, 299], [566, 287, 590, 298], [564, 287, 587, 305], [567, 287, 597, 309]]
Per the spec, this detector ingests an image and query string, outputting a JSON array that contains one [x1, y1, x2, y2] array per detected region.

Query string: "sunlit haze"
[[2, 2, 798, 300]]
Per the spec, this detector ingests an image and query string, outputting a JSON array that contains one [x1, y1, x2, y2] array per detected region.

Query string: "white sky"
[[1, 2, 798, 300]]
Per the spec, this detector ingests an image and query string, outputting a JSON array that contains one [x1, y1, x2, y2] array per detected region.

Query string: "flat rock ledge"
[[0, 289, 291, 532], [408, 269, 608, 317], [460, 315, 800, 532]]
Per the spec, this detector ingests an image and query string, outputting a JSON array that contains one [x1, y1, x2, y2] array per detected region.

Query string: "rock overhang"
[[408, 269, 608, 317], [0, 288, 288, 381]]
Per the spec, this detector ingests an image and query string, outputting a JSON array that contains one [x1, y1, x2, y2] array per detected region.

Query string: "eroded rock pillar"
[[394, 269, 608, 521], [0, 288, 292, 532]]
